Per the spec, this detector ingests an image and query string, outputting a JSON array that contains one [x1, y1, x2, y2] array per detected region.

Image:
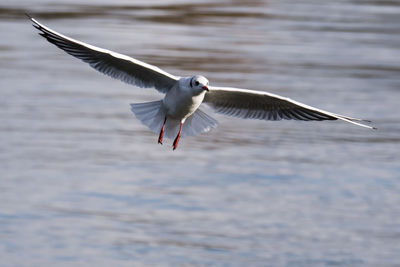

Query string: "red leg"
[[158, 117, 167, 145], [173, 122, 183, 150]]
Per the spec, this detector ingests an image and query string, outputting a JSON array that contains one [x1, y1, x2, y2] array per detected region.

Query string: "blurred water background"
[[1, 0, 400, 266]]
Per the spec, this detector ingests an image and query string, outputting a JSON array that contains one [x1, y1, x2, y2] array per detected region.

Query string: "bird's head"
[[189, 75, 209, 95]]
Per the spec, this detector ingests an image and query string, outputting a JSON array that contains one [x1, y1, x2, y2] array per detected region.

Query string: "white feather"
[[130, 102, 218, 139]]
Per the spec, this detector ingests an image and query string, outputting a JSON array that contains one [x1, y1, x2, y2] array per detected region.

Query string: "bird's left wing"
[[204, 86, 375, 129], [29, 16, 179, 93]]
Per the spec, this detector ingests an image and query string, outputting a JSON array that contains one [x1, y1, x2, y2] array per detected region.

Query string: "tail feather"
[[130, 102, 218, 139], [182, 109, 218, 137], [130, 100, 165, 135]]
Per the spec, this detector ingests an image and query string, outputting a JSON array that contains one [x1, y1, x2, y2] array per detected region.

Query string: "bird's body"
[[163, 77, 206, 122], [28, 15, 375, 150]]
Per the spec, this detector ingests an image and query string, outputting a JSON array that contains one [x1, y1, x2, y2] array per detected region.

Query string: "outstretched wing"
[[29, 16, 179, 93], [204, 86, 375, 129]]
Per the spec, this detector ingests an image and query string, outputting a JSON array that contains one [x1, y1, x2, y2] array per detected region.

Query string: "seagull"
[[28, 16, 375, 150]]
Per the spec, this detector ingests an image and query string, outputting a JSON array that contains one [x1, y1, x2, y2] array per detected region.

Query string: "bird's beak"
[[202, 86, 209, 91]]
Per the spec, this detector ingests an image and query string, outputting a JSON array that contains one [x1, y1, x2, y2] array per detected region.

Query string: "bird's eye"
[[195, 81, 199, 86]]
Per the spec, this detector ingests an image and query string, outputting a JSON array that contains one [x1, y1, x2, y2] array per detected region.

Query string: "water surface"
[[1, 0, 400, 266]]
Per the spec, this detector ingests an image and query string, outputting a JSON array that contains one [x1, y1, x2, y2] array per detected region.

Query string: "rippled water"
[[1, 0, 400, 266]]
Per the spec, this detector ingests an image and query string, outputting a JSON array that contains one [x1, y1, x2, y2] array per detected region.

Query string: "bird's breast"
[[163, 88, 205, 121]]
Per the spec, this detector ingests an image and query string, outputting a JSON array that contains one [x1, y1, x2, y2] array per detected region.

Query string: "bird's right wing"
[[204, 86, 375, 129], [29, 16, 179, 93]]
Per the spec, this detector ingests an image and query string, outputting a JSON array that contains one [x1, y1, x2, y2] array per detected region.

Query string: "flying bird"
[[29, 16, 375, 150]]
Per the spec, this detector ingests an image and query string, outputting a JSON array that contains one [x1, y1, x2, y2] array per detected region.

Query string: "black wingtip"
[[25, 12, 39, 28], [362, 119, 376, 129], [25, 12, 33, 20], [26, 13, 42, 32], [363, 119, 376, 129]]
